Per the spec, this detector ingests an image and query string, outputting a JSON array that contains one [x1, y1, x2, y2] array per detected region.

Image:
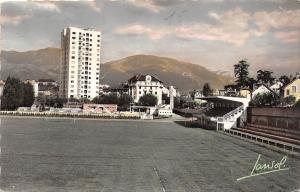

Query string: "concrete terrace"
[[0, 116, 299, 192]]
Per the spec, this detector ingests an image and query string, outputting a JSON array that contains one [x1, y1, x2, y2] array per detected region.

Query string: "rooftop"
[[128, 74, 162, 83]]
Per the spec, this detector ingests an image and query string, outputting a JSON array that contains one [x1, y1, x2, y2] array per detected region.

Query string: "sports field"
[[0, 116, 299, 192]]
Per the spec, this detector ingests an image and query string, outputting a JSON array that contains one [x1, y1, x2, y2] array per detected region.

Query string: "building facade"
[[60, 26, 101, 100], [128, 74, 164, 105], [284, 78, 300, 101]]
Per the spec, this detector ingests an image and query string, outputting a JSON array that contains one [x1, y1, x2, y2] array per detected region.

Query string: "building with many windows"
[[127, 74, 165, 105], [60, 26, 101, 100]]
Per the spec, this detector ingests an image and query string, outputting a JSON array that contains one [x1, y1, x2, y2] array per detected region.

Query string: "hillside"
[[1, 48, 234, 91], [101, 55, 234, 91], [1, 47, 61, 81]]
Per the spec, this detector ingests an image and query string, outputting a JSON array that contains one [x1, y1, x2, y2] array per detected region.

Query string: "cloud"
[[117, 7, 300, 45], [254, 9, 300, 33], [117, 8, 256, 46], [275, 31, 300, 43], [2, 1, 61, 12], [116, 24, 170, 39], [0, 14, 30, 25], [126, 0, 162, 12], [33, 2, 60, 12], [88, 1, 102, 12]]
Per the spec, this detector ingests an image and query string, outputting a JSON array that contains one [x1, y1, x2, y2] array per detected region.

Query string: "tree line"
[[1, 77, 35, 111]]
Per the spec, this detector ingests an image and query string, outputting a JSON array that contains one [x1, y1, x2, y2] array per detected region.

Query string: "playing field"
[[0, 116, 299, 192]]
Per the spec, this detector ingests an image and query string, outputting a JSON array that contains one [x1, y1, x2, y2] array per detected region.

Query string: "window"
[[292, 86, 296, 93], [71, 56, 75, 59], [72, 37, 75, 39], [72, 32, 76, 34], [286, 89, 290, 95]]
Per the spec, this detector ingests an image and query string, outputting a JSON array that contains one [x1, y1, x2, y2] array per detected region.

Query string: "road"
[[0, 116, 299, 192]]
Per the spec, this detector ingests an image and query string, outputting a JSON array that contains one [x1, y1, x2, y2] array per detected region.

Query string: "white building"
[[60, 26, 101, 100], [128, 74, 164, 105], [252, 84, 277, 99], [270, 81, 284, 94]]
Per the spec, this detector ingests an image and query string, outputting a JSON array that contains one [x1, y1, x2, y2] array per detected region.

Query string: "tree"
[[1, 76, 24, 110], [45, 97, 67, 108], [294, 100, 300, 109], [245, 77, 257, 90], [190, 89, 196, 100], [257, 70, 275, 85], [234, 60, 250, 88], [281, 96, 296, 106], [139, 94, 157, 106], [23, 82, 35, 107], [250, 93, 280, 107], [202, 83, 212, 97], [279, 75, 291, 86], [93, 94, 118, 104], [117, 93, 133, 111]]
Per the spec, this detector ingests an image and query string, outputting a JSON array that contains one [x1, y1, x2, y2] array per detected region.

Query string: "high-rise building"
[[60, 26, 101, 100]]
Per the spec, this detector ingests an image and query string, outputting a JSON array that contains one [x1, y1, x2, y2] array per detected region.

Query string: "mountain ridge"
[[1, 47, 234, 92]]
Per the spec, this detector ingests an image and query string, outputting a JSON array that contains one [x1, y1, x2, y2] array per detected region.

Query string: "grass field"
[[0, 116, 299, 192]]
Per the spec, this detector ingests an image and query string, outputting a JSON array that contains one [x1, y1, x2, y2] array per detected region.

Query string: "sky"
[[1, 0, 300, 76]]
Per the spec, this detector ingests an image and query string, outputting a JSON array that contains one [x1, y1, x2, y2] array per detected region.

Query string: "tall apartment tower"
[[60, 26, 101, 100]]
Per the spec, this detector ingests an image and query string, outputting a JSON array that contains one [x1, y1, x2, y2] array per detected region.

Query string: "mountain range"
[[1, 47, 234, 92]]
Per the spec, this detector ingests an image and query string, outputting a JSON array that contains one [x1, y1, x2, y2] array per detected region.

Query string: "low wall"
[[0, 111, 140, 119], [247, 107, 300, 130]]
